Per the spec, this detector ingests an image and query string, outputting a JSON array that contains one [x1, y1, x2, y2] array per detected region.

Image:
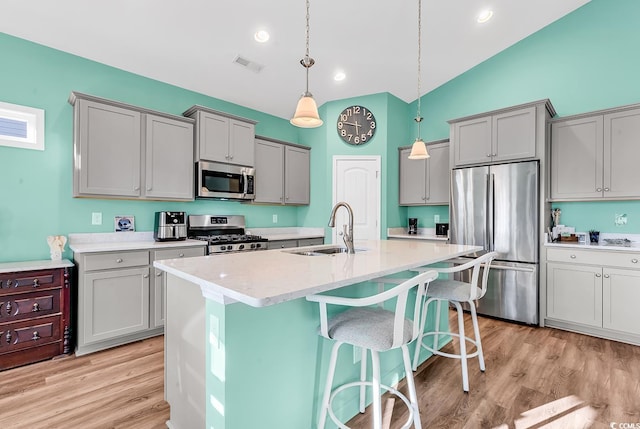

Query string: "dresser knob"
[[32, 331, 40, 341], [116, 258, 123, 263], [6, 331, 12, 344], [32, 303, 40, 312], [33, 278, 39, 288], [632, 259, 638, 264], [570, 255, 576, 259]]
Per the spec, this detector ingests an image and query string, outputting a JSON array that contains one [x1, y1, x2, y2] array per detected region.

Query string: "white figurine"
[[47, 235, 67, 261]]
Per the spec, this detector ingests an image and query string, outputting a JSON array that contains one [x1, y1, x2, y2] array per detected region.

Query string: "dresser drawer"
[[0, 290, 61, 322], [0, 269, 63, 296], [153, 246, 204, 261], [0, 315, 61, 354], [547, 248, 640, 269], [83, 250, 150, 271]]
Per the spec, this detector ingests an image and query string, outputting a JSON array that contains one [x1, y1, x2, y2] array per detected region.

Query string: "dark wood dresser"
[[0, 259, 74, 370]]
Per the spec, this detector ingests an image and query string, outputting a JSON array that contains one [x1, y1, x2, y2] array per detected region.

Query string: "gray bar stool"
[[307, 270, 439, 429], [411, 251, 498, 392]]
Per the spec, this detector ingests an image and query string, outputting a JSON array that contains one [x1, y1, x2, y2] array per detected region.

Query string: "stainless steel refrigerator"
[[450, 160, 539, 324]]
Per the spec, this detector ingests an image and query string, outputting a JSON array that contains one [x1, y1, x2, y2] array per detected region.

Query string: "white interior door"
[[332, 156, 381, 244]]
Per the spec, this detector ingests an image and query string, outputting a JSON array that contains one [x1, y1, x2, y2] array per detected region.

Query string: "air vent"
[[232, 55, 264, 73]]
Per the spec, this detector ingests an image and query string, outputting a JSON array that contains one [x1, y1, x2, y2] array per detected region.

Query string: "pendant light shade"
[[408, 138, 429, 159], [408, 0, 429, 159], [291, 0, 323, 128], [291, 92, 323, 127]]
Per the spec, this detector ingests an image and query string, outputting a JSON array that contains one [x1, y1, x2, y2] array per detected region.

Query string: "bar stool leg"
[[412, 296, 429, 371], [318, 341, 342, 429], [359, 347, 367, 413], [402, 344, 422, 429], [469, 302, 485, 372], [452, 301, 469, 392], [370, 350, 382, 429], [433, 299, 442, 351]]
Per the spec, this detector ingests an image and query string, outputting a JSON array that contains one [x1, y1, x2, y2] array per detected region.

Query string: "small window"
[[0, 101, 45, 151]]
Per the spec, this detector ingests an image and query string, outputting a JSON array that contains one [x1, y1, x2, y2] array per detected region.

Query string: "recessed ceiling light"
[[477, 10, 494, 23], [254, 30, 270, 43], [334, 72, 346, 81]]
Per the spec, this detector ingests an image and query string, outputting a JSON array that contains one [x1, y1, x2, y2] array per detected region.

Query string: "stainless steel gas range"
[[187, 215, 268, 254]]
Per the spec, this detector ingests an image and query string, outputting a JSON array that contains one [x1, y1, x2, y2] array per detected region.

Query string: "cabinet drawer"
[[0, 269, 63, 296], [0, 290, 61, 322], [153, 246, 204, 261], [83, 251, 149, 271], [547, 248, 640, 269], [267, 240, 298, 249], [298, 238, 324, 247], [0, 315, 61, 354]]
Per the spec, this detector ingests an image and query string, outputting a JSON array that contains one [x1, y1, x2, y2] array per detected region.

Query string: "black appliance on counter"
[[187, 214, 267, 254], [435, 223, 449, 237], [408, 218, 418, 235], [154, 211, 187, 241]]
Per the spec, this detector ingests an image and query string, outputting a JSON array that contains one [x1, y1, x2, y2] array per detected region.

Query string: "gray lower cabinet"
[[70, 92, 195, 201], [550, 106, 640, 200], [74, 244, 205, 355], [184, 106, 257, 166], [545, 247, 640, 344], [267, 237, 324, 249], [399, 142, 449, 205], [254, 137, 310, 205]]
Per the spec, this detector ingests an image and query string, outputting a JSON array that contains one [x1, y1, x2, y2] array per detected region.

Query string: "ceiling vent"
[[232, 55, 264, 73]]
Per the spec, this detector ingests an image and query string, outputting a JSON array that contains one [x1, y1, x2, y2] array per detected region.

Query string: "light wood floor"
[[1, 314, 639, 429]]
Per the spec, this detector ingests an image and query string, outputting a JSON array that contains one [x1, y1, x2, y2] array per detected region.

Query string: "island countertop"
[[154, 239, 481, 307]]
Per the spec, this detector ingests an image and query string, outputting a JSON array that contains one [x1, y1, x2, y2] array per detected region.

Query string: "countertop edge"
[[544, 242, 640, 253], [0, 259, 74, 273], [70, 239, 207, 254]]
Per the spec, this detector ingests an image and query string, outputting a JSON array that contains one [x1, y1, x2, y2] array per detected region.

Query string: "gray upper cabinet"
[[184, 106, 257, 167], [550, 105, 640, 200], [70, 92, 195, 201], [450, 100, 554, 168], [399, 141, 449, 206], [254, 137, 310, 205]]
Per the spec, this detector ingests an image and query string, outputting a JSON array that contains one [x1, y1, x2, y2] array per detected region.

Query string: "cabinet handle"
[[116, 258, 123, 263], [492, 153, 497, 157], [33, 278, 39, 288], [156, 272, 163, 277], [134, 186, 140, 191], [632, 259, 638, 264], [604, 274, 610, 278], [570, 255, 576, 259], [225, 155, 229, 159], [179, 253, 184, 257], [604, 188, 610, 192], [147, 187, 152, 191], [32, 303, 40, 312], [595, 273, 601, 277], [486, 154, 491, 157], [143, 274, 149, 279], [229, 155, 233, 160], [596, 188, 602, 192], [32, 331, 40, 341]]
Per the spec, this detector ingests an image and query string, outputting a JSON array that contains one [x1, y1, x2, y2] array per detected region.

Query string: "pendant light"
[[408, 0, 430, 159], [290, 0, 323, 128]]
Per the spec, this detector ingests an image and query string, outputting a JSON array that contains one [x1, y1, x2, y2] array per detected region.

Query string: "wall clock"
[[336, 105, 376, 145]]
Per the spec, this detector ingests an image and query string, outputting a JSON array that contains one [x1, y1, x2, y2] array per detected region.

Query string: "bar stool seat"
[[307, 270, 438, 429]]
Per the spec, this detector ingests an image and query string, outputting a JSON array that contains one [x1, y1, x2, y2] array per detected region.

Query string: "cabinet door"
[[284, 146, 310, 205], [492, 106, 536, 162], [602, 268, 640, 335], [425, 143, 449, 204], [198, 111, 229, 163], [399, 148, 427, 205], [550, 116, 604, 200], [228, 119, 255, 167], [546, 262, 602, 327], [254, 139, 285, 204], [145, 114, 194, 200], [603, 108, 640, 199], [82, 267, 150, 344], [453, 116, 491, 166], [76, 100, 141, 197]]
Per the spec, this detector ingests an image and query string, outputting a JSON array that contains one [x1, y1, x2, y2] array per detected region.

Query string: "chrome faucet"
[[328, 201, 355, 254]]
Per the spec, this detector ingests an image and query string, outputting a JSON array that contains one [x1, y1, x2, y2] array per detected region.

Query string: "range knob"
[[250, 243, 256, 249], [239, 244, 245, 250], [255, 243, 262, 249], [220, 245, 227, 251]]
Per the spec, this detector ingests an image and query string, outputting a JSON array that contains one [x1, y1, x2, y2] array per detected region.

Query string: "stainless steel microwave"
[[196, 161, 255, 200]]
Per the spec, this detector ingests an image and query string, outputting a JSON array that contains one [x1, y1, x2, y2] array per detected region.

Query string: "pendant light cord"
[[416, 0, 423, 140], [301, 0, 315, 94]]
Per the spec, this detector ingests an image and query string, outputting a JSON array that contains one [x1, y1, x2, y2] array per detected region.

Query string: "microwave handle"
[[242, 171, 248, 196]]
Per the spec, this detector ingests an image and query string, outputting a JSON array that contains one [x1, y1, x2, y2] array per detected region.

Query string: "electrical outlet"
[[272, 214, 278, 223], [434, 214, 440, 223], [91, 212, 102, 225]]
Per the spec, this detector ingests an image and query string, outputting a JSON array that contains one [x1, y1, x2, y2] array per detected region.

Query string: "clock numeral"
[[337, 121, 344, 129], [366, 112, 372, 120], [341, 114, 348, 121], [367, 130, 373, 137], [353, 106, 361, 114], [354, 136, 360, 144], [347, 134, 353, 141], [341, 129, 347, 137], [361, 134, 367, 142], [370, 121, 376, 129]]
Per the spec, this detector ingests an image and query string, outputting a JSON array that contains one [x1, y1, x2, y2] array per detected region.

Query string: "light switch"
[[92, 212, 102, 225], [272, 214, 278, 223], [434, 214, 440, 223]]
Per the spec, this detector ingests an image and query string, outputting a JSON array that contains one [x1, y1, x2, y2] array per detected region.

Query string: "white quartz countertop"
[[69, 232, 206, 254], [154, 239, 481, 307], [0, 259, 74, 273], [248, 227, 324, 241], [387, 227, 448, 241], [544, 241, 640, 253]]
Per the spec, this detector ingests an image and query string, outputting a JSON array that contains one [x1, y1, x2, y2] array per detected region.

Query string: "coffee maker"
[[408, 218, 418, 235], [154, 211, 187, 241]]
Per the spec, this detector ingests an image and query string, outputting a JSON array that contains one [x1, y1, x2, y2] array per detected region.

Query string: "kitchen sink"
[[285, 246, 365, 256]]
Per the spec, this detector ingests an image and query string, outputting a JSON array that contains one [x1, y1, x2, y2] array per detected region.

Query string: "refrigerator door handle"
[[487, 173, 495, 251]]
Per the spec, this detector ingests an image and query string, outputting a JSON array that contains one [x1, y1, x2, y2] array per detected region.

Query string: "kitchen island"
[[154, 239, 480, 429]]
